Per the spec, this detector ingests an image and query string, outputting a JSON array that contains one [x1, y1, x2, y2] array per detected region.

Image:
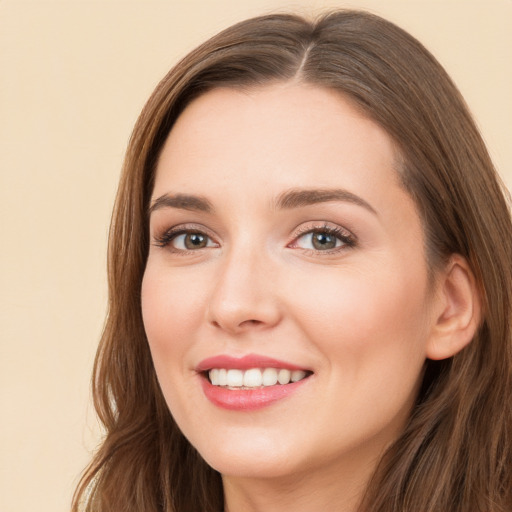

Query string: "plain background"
[[1, 1, 510, 511]]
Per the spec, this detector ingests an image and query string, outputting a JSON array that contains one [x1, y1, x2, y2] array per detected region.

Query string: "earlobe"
[[426, 255, 482, 361]]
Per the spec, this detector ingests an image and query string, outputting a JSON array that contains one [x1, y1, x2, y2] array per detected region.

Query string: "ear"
[[426, 254, 482, 360]]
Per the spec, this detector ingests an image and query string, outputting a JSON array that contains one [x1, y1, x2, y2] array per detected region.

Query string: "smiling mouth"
[[206, 368, 312, 388]]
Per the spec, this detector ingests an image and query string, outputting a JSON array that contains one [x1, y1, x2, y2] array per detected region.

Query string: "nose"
[[206, 247, 282, 335]]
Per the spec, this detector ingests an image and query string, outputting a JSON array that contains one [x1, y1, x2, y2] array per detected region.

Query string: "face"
[[142, 83, 438, 483]]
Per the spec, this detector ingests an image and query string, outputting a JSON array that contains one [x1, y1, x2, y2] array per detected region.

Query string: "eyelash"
[[153, 224, 216, 252], [152, 223, 356, 255], [291, 223, 356, 254]]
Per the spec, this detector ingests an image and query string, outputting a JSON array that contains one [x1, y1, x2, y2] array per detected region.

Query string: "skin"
[[141, 83, 470, 512]]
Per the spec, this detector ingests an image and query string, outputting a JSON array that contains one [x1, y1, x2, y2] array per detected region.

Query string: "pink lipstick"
[[196, 354, 307, 372], [196, 354, 312, 411]]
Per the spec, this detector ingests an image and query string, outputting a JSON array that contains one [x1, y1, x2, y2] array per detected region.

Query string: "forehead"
[[153, 83, 407, 217]]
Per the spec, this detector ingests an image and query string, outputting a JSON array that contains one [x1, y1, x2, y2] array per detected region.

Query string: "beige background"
[[0, 1, 510, 511]]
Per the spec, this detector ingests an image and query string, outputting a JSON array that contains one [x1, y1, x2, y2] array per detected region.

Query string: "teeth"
[[208, 367, 309, 388], [262, 368, 278, 386], [210, 368, 219, 385], [243, 368, 262, 387], [226, 369, 243, 387], [291, 370, 307, 382], [278, 369, 291, 384]]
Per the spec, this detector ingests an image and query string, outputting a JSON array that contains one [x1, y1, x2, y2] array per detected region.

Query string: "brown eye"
[[184, 233, 208, 249], [295, 230, 345, 251], [311, 232, 338, 250], [171, 232, 215, 250]]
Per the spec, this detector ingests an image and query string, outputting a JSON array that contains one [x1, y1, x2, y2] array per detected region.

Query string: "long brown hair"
[[72, 10, 512, 512]]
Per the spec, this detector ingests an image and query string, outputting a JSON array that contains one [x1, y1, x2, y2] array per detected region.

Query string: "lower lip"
[[200, 376, 309, 411]]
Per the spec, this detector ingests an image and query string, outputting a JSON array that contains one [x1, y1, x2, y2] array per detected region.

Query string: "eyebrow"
[[149, 193, 213, 214], [148, 187, 377, 216], [275, 188, 377, 215]]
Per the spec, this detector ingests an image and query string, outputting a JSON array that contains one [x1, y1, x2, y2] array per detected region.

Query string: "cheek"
[[140, 266, 207, 425], [287, 263, 430, 440], [140, 265, 211, 400], [287, 260, 430, 366], [141, 266, 205, 348]]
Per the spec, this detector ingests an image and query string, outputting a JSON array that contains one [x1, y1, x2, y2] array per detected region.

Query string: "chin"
[[193, 431, 303, 479], [207, 456, 299, 480]]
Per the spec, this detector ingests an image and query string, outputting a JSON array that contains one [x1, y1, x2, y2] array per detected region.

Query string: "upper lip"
[[196, 353, 309, 372]]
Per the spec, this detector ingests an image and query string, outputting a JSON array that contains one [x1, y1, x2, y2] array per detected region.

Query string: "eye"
[[172, 232, 215, 250], [297, 231, 341, 250], [290, 225, 355, 252], [153, 227, 218, 252]]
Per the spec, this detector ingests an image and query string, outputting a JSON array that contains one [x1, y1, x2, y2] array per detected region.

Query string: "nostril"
[[241, 319, 263, 327], [212, 320, 264, 329]]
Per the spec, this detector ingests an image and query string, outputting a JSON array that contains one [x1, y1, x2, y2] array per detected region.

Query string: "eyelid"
[[152, 221, 356, 255], [152, 223, 219, 251], [288, 222, 357, 252], [292, 221, 354, 238]]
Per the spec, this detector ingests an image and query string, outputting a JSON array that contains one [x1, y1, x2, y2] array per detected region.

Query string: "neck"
[[222, 452, 379, 512]]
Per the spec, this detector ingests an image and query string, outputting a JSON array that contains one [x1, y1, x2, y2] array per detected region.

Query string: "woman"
[[72, 10, 512, 512]]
